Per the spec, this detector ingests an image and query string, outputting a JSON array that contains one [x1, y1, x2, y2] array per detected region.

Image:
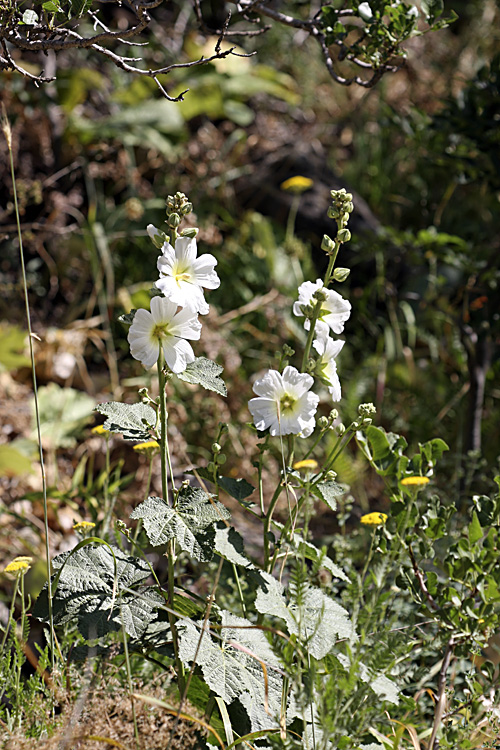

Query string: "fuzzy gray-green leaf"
[[33, 545, 160, 641], [95, 401, 157, 441], [214, 523, 252, 568], [130, 487, 230, 561], [255, 574, 354, 659], [177, 357, 227, 396], [178, 611, 282, 728], [312, 480, 345, 511]]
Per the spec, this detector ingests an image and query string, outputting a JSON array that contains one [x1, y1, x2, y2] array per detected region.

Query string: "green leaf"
[[118, 309, 137, 326], [177, 357, 227, 396], [130, 487, 230, 561], [69, 0, 92, 17], [468, 511, 483, 545], [178, 611, 283, 731], [42, 1, 62, 12], [214, 523, 252, 568], [33, 544, 161, 641], [95, 401, 157, 442], [360, 426, 408, 477], [33, 383, 95, 449], [335, 653, 399, 705], [218, 476, 255, 501], [312, 480, 345, 511], [0, 444, 33, 477], [254, 574, 354, 659], [421, 0, 444, 23], [0, 324, 30, 371]]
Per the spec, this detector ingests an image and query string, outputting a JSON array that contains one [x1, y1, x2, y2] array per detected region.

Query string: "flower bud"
[[147, 224, 168, 250], [212, 442, 222, 454], [327, 206, 340, 219], [180, 227, 199, 238], [219, 423, 229, 435], [312, 288, 327, 302], [207, 461, 216, 474], [358, 402, 376, 417], [180, 202, 193, 215], [321, 234, 335, 253], [329, 408, 339, 421], [336, 229, 351, 243], [318, 416, 329, 429], [167, 213, 181, 228], [325, 470, 337, 481], [336, 423, 346, 436], [216, 453, 227, 465], [333, 267, 350, 282]]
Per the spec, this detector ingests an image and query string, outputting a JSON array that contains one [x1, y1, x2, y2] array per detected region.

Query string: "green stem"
[[5, 114, 55, 675], [285, 195, 300, 245], [158, 351, 184, 693], [121, 605, 140, 750], [264, 482, 286, 569]]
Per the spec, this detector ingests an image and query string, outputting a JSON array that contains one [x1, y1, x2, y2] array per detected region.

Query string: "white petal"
[[162, 337, 195, 373], [175, 236, 197, 264], [282, 366, 314, 397], [170, 307, 202, 340], [192, 255, 220, 289], [252, 370, 284, 398], [248, 397, 278, 433], [150, 295, 177, 323]]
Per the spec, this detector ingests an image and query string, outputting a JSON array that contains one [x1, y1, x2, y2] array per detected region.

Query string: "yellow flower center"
[[152, 323, 172, 340], [280, 394, 296, 414]]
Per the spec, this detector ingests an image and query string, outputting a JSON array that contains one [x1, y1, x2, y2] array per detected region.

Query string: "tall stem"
[[157, 351, 185, 693], [4, 112, 55, 675]]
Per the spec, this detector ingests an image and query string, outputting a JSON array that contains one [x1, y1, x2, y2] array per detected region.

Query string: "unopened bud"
[[180, 227, 198, 238], [212, 442, 222, 454], [321, 234, 335, 253], [219, 423, 229, 435], [167, 213, 181, 228], [328, 206, 340, 219], [147, 224, 168, 249], [325, 470, 337, 481], [207, 461, 216, 474], [333, 267, 350, 282], [313, 288, 327, 303], [358, 402, 376, 417], [329, 408, 339, 421], [318, 416, 329, 429], [336, 423, 346, 436], [180, 202, 193, 215], [336, 229, 351, 243], [216, 453, 227, 465]]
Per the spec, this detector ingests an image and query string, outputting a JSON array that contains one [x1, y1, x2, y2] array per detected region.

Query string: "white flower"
[[248, 366, 319, 438], [313, 335, 344, 401], [293, 279, 351, 338], [128, 296, 201, 372], [156, 237, 220, 314]]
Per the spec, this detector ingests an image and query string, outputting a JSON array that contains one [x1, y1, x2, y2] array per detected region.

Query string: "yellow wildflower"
[[400, 476, 430, 486], [293, 459, 319, 472], [280, 176, 314, 195], [92, 425, 110, 436], [360, 512, 388, 526], [133, 440, 160, 454], [4, 556, 33, 574], [73, 521, 96, 533]]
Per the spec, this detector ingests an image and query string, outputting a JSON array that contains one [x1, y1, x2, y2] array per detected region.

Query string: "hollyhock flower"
[[128, 296, 201, 373], [293, 279, 351, 338], [156, 236, 220, 314], [313, 335, 344, 401], [248, 366, 319, 438]]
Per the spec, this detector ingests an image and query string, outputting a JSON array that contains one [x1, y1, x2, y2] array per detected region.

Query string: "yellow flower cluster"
[[293, 459, 319, 473], [360, 512, 388, 526], [4, 556, 33, 574], [133, 440, 160, 454], [73, 521, 96, 533], [91, 425, 110, 436], [280, 175, 314, 195], [400, 476, 430, 486]]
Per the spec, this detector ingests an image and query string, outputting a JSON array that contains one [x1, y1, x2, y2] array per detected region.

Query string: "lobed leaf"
[[95, 401, 157, 441], [177, 356, 227, 396]]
